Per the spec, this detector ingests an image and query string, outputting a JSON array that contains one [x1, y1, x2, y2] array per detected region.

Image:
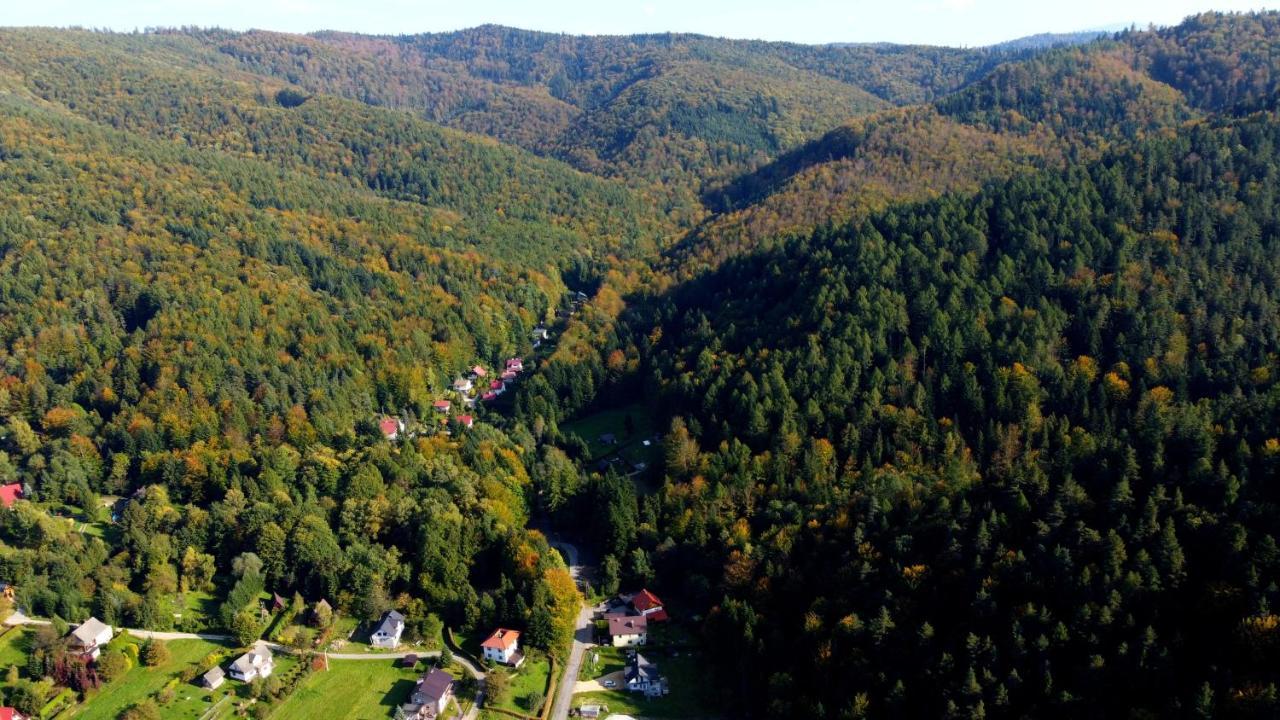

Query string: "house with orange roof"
[[480, 628, 524, 667]]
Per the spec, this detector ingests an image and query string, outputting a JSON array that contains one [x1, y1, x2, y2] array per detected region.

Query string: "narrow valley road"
[[547, 537, 595, 720]]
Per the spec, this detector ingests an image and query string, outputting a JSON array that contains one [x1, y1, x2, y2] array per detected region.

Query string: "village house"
[[505, 358, 523, 373], [480, 628, 523, 666], [500, 370, 518, 383], [371, 609, 406, 648], [532, 326, 550, 341], [625, 652, 664, 696], [453, 377, 474, 394], [607, 615, 648, 647], [470, 365, 488, 379], [0, 707, 29, 720], [490, 380, 506, 396], [228, 643, 274, 682], [0, 483, 23, 509], [379, 417, 404, 440], [626, 589, 669, 622], [68, 617, 113, 660], [482, 392, 497, 402], [456, 415, 474, 429], [433, 400, 451, 413], [200, 666, 225, 690], [400, 667, 454, 719], [578, 705, 602, 720]]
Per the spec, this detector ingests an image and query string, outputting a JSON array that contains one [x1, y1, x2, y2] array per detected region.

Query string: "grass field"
[[269, 658, 423, 720], [0, 627, 29, 670], [488, 655, 551, 715], [571, 653, 712, 718], [578, 646, 626, 681], [561, 403, 658, 462], [73, 637, 233, 720]]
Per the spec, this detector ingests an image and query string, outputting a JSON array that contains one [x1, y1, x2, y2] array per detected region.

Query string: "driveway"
[[574, 669, 624, 694]]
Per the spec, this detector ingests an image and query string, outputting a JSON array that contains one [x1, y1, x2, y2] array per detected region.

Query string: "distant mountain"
[[183, 25, 1029, 215], [986, 29, 1111, 51]]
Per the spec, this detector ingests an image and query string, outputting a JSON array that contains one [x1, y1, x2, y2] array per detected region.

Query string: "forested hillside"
[[187, 26, 1027, 214], [681, 12, 1280, 276], [1, 10, 1279, 720]]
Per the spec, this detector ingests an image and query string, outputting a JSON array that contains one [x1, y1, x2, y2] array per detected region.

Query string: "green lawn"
[[73, 638, 233, 720], [561, 403, 657, 462], [571, 653, 712, 718], [269, 658, 423, 720], [0, 627, 29, 670], [579, 646, 626, 681], [488, 655, 551, 715]]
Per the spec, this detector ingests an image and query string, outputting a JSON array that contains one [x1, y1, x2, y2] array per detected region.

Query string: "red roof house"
[[0, 707, 29, 720], [471, 365, 487, 378], [457, 415, 474, 429], [630, 589, 669, 621], [482, 392, 497, 402], [0, 484, 23, 509], [379, 417, 402, 440], [432, 400, 451, 413]]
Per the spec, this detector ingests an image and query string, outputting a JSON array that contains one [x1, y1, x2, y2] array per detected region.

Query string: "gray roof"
[[202, 667, 225, 683], [71, 617, 110, 645], [374, 610, 405, 637], [626, 653, 659, 685], [230, 645, 272, 675]]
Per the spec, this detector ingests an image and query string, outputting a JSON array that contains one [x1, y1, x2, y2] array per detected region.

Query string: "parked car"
[[603, 680, 616, 688]]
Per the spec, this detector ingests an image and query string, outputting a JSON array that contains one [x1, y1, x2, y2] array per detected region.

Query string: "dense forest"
[[0, 9, 1279, 720]]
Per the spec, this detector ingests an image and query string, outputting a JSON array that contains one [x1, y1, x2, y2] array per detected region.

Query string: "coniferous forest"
[[1, 10, 1279, 720]]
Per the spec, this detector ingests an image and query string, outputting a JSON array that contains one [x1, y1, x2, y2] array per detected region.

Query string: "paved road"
[[550, 603, 596, 720]]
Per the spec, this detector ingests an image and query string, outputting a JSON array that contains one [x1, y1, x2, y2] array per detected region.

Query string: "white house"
[[200, 667, 225, 690], [625, 652, 663, 696], [402, 668, 454, 718], [69, 617, 113, 660], [371, 610, 405, 648], [481, 628, 522, 665], [228, 644, 274, 682], [453, 377, 474, 394], [607, 615, 648, 647]]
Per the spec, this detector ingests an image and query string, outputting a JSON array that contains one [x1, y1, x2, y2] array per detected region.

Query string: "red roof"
[[482, 392, 497, 401], [0, 707, 27, 720], [379, 418, 399, 437], [0, 484, 22, 509], [481, 628, 520, 651], [457, 415, 474, 427], [433, 400, 451, 409], [632, 589, 664, 613], [471, 366, 487, 377], [490, 380, 504, 390]]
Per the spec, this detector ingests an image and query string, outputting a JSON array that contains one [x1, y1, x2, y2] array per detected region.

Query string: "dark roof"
[[375, 610, 405, 637], [607, 614, 648, 636], [626, 653, 660, 685], [418, 668, 454, 702]]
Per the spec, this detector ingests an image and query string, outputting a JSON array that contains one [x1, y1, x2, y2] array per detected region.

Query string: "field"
[[487, 655, 551, 715], [268, 658, 423, 720], [561, 403, 661, 466], [578, 646, 626, 681], [571, 653, 712, 718], [0, 627, 29, 670], [72, 637, 233, 720]]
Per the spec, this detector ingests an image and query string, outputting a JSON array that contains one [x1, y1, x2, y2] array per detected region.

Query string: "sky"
[[2, 0, 1271, 46]]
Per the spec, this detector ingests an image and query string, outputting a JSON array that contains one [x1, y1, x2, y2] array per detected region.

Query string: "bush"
[[141, 639, 170, 667], [120, 699, 161, 720], [96, 650, 130, 682]]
